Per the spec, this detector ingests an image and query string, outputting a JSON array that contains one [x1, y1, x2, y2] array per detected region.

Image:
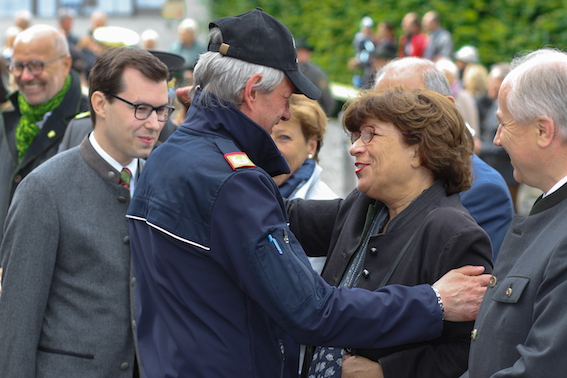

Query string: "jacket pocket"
[[38, 345, 94, 360], [253, 231, 311, 312], [492, 276, 529, 304]]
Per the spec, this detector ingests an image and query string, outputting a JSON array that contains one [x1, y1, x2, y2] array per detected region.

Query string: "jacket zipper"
[[279, 339, 286, 378]]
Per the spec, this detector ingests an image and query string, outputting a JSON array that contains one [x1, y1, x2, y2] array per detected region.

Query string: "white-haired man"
[[461, 48, 567, 377], [127, 8, 490, 377]]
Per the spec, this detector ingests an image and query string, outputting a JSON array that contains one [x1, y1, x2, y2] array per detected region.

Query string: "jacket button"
[[489, 276, 497, 287], [506, 287, 513, 297], [117, 196, 127, 203], [131, 277, 136, 287], [370, 247, 377, 255], [471, 329, 478, 340], [120, 362, 130, 371], [108, 171, 116, 179], [362, 269, 370, 278], [132, 320, 136, 329], [123, 236, 130, 245], [341, 252, 347, 258], [13, 174, 22, 184]]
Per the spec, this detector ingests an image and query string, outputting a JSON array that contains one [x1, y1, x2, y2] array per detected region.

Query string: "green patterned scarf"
[[16, 74, 72, 162]]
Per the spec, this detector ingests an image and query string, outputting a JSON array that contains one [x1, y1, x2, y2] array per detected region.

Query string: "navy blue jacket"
[[461, 155, 514, 261], [127, 91, 443, 378]]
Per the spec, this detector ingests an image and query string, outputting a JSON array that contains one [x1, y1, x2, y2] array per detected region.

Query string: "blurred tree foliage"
[[210, 0, 567, 84]]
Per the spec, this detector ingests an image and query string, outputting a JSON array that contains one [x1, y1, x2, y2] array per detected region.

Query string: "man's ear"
[[61, 55, 73, 75], [91, 91, 106, 119], [536, 115, 555, 148], [241, 73, 263, 112]]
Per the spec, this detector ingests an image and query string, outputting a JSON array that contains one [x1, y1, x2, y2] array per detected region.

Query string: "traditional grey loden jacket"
[[0, 136, 142, 377], [462, 182, 567, 377]]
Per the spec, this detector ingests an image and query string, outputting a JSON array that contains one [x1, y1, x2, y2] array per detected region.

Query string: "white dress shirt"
[[89, 132, 138, 197]]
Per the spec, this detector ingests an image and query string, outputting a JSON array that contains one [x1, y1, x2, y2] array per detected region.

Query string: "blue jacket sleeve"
[[209, 170, 443, 349], [461, 178, 513, 261]]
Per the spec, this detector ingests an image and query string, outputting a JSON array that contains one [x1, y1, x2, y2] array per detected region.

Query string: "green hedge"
[[210, 0, 567, 84]]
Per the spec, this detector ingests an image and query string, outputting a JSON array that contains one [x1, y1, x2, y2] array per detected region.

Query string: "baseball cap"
[[208, 8, 321, 100], [455, 45, 479, 64]]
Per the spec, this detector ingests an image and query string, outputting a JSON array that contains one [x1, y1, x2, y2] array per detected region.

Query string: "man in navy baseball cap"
[[127, 8, 489, 377], [208, 7, 321, 100]]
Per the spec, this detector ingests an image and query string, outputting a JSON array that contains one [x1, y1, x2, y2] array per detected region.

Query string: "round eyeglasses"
[[106, 93, 175, 122], [8, 56, 67, 78], [350, 125, 409, 144]]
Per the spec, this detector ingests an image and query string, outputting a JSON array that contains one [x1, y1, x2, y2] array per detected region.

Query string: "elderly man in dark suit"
[[0, 47, 170, 377], [0, 25, 88, 243], [462, 48, 567, 377]]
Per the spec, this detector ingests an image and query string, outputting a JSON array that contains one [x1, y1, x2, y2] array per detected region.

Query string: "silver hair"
[[192, 27, 285, 108], [375, 57, 451, 96], [505, 48, 567, 141]]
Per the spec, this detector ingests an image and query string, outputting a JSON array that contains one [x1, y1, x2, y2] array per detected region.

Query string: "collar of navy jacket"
[[180, 89, 290, 176], [127, 89, 290, 249]]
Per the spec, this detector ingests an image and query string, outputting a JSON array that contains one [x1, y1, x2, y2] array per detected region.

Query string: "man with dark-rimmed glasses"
[[0, 24, 88, 245], [0, 47, 169, 377]]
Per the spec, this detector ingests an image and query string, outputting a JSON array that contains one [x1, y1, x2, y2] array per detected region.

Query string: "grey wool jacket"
[[0, 136, 142, 377]]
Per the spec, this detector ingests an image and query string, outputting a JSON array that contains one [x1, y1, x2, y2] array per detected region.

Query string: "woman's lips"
[[355, 162, 368, 174]]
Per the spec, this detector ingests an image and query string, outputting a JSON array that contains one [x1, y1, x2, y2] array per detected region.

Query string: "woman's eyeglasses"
[[350, 125, 409, 144]]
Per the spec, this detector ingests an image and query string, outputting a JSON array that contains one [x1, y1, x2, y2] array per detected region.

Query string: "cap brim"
[[147, 50, 186, 71], [286, 70, 321, 100]]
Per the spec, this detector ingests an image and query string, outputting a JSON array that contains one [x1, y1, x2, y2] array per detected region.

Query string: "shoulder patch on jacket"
[[224, 152, 256, 170]]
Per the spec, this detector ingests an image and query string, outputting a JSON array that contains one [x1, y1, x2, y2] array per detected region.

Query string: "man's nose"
[[493, 124, 502, 147], [19, 66, 36, 81], [145, 110, 161, 130], [281, 104, 291, 122]]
